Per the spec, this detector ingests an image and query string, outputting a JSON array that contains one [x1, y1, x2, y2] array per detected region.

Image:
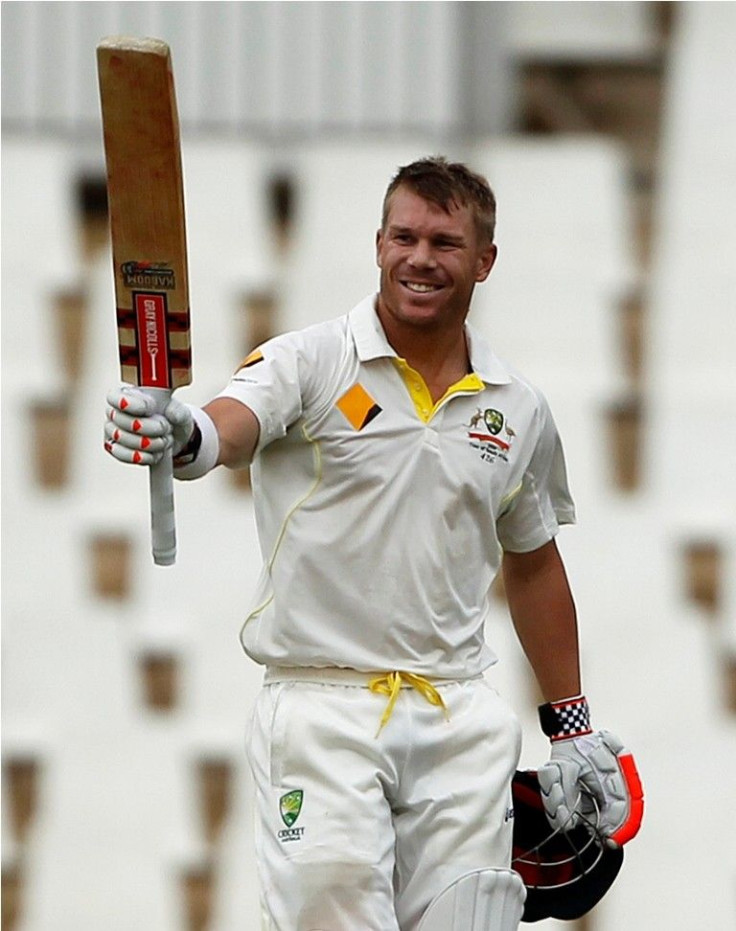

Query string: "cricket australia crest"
[[278, 789, 306, 843], [467, 407, 516, 464], [279, 789, 304, 828]]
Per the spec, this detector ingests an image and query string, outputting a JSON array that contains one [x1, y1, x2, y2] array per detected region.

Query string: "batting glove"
[[537, 696, 644, 849], [104, 385, 194, 466]]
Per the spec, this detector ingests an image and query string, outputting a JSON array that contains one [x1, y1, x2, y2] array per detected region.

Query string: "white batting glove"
[[104, 385, 194, 466], [537, 697, 644, 849]]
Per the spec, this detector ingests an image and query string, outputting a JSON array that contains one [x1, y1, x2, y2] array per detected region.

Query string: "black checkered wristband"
[[538, 695, 593, 741]]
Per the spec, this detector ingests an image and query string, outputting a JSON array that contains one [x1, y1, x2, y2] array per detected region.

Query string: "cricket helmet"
[[511, 769, 624, 922]]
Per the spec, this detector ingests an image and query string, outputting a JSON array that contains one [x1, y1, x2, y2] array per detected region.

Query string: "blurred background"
[[2, 2, 735, 929]]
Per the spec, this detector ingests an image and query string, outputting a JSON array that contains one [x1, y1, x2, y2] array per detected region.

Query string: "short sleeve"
[[496, 394, 576, 553], [215, 334, 304, 453]]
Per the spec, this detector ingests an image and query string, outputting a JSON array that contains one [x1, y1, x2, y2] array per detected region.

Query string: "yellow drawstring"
[[368, 671, 450, 736]]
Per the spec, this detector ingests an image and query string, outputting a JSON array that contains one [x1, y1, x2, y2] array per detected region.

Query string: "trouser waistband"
[[264, 667, 483, 735], [263, 665, 480, 687]]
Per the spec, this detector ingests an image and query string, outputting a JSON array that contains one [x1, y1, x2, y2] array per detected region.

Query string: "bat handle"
[[146, 387, 177, 566]]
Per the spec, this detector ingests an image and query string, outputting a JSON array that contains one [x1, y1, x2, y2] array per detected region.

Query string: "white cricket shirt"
[[218, 295, 575, 678]]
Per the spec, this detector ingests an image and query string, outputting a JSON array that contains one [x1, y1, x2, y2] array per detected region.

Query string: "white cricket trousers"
[[246, 668, 522, 931]]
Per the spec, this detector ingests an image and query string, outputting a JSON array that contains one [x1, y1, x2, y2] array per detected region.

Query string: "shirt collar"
[[464, 322, 512, 385], [348, 294, 511, 386], [348, 294, 398, 361]]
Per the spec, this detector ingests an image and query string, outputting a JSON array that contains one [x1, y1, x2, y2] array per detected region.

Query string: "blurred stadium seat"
[[471, 137, 634, 398], [645, 3, 736, 397], [508, 1, 658, 61], [182, 139, 276, 380], [20, 726, 199, 931], [1, 141, 79, 391], [271, 138, 441, 331], [641, 2, 736, 554]]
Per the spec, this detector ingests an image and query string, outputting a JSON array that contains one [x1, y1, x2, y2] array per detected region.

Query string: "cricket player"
[[105, 157, 643, 930]]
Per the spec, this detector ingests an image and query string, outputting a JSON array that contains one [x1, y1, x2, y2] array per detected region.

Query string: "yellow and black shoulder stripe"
[[336, 383, 382, 431], [236, 348, 264, 372]]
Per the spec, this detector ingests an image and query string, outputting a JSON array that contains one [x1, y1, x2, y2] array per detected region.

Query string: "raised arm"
[[204, 397, 260, 469], [105, 388, 260, 478]]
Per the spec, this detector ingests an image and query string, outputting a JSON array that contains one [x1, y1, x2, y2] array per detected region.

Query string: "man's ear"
[[476, 243, 498, 283], [375, 228, 384, 268]]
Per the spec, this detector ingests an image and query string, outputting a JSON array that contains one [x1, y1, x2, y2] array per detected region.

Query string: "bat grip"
[[146, 387, 177, 566]]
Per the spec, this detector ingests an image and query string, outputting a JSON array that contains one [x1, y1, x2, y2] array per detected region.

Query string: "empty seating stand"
[[3, 4, 736, 928]]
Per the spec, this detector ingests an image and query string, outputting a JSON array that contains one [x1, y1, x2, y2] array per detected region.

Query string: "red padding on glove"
[[610, 753, 644, 846]]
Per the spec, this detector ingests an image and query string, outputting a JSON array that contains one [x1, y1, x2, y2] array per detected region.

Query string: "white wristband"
[[173, 407, 219, 481]]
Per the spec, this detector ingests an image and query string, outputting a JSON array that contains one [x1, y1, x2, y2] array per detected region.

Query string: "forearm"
[[171, 397, 260, 481], [501, 539, 581, 702], [203, 397, 260, 469]]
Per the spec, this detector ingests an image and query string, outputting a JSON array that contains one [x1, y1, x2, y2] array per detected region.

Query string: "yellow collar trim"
[[368, 671, 450, 736], [393, 359, 484, 423]]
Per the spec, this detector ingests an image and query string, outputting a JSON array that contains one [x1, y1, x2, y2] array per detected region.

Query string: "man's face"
[[376, 186, 496, 334]]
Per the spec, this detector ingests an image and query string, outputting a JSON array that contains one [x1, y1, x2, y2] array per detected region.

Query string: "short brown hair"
[[381, 156, 497, 244]]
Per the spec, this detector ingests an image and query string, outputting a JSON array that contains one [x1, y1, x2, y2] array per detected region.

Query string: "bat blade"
[[97, 36, 191, 566]]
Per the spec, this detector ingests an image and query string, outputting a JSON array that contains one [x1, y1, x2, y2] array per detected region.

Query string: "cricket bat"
[[97, 37, 191, 566]]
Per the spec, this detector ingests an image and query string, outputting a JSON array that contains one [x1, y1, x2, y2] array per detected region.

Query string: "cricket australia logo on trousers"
[[467, 408, 516, 463], [278, 789, 305, 843]]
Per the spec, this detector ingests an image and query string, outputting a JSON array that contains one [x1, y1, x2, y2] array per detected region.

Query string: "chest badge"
[[467, 407, 516, 463], [336, 383, 382, 430]]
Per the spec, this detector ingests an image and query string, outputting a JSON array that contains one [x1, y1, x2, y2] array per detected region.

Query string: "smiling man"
[[377, 163, 497, 335], [104, 156, 643, 930]]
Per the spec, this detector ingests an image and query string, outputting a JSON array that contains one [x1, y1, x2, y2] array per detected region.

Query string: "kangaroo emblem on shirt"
[[467, 408, 484, 430], [466, 408, 515, 464]]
